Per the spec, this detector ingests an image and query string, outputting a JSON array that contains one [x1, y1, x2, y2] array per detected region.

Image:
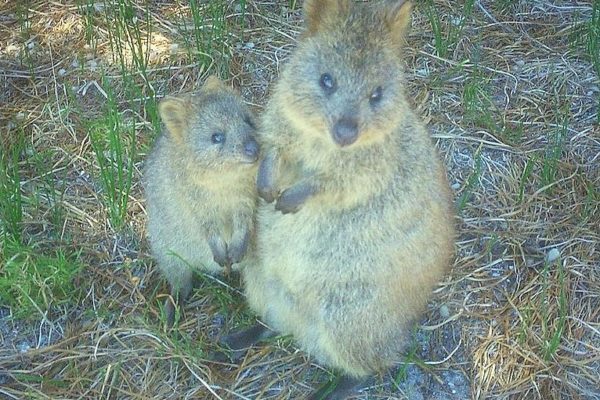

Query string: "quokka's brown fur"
[[243, 0, 455, 388], [144, 76, 260, 326]]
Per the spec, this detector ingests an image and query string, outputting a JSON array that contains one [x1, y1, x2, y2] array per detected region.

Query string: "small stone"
[[27, 41, 35, 50], [87, 59, 98, 70], [72, 59, 80, 68], [525, 257, 536, 268], [439, 304, 450, 319], [450, 16, 462, 26], [416, 68, 429, 77], [243, 42, 255, 49], [18, 342, 30, 353], [15, 112, 25, 121], [58, 68, 66, 76], [545, 248, 560, 264], [515, 60, 525, 67], [451, 182, 461, 190]]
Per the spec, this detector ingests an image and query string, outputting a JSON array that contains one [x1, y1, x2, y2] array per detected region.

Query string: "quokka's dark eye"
[[369, 86, 383, 105], [319, 73, 336, 93], [211, 132, 226, 144]]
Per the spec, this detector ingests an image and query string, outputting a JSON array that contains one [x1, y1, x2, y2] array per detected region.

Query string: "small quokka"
[[222, 1, 455, 399], [144, 76, 260, 327]]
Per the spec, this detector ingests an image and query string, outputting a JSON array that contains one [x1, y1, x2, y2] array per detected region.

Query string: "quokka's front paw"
[[257, 151, 279, 203], [258, 184, 278, 204], [228, 229, 250, 265], [208, 235, 230, 268], [275, 183, 315, 214]]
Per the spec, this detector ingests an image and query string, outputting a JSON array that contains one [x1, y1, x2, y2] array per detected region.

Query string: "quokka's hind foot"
[[210, 322, 276, 363], [307, 375, 366, 400], [163, 297, 178, 329], [163, 283, 192, 329]]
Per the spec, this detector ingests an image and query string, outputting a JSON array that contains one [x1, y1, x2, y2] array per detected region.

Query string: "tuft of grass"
[[540, 256, 568, 361], [0, 238, 82, 319], [393, 330, 426, 386], [517, 155, 537, 204], [589, 0, 600, 122], [100, 0, 160, 134], [15, 1, 34, 73], [462, 67, 523, 145], [456, 148, 482, 213], [88, 77, 136, 230], [179, 0, 232, 76], [463, 70, 499, 132], [0, 130, 26, 243], [539, 115, 567, 193], [581, 176, 599, 221], [76, 0, 98, 52], [29, 149, 68, 238], [423, 0, 475, 58]]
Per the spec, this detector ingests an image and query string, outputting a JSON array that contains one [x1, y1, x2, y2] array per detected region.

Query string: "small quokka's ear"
[[203, 75, 226, 91], [303, 0, 349, 35], [158, 97, 189, 140], [384, 0, 413, 43]]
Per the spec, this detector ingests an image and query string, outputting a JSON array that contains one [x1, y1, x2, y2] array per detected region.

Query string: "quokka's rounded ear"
[[158, 96, 190, 140], [303, 0, 350, 35], [383, 0, 413, 43], [203, 75, 226, 91]]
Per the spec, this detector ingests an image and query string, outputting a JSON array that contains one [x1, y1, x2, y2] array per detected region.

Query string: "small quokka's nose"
[[332, 117, 359, 147], [243, 137, 260, 161]]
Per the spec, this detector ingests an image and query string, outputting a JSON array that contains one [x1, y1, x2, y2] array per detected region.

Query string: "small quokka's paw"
[[275, 183, 315, 214], [228, 230, 250, 265], [208, 235, 229, 267], [212, 252, 230, 269]]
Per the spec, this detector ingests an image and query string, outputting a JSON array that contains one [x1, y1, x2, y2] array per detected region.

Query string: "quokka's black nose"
[[244, 137, 260, 160], [333, 117, 359, 147]]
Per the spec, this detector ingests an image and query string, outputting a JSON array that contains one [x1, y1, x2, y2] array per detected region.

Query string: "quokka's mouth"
[[239, 154, 259, 164]]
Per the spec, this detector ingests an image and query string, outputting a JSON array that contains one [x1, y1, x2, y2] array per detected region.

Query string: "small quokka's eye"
[[211, 132, 226, 144], [319, 73, 336, 93], [369, 86, 383, 105]]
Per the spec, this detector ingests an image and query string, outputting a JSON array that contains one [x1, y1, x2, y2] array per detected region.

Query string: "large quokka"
[[224, 1, 455, 398], [144, 76, 260, 327]]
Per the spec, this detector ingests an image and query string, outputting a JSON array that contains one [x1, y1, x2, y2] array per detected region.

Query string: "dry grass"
[[1, 0, 599, 399]]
